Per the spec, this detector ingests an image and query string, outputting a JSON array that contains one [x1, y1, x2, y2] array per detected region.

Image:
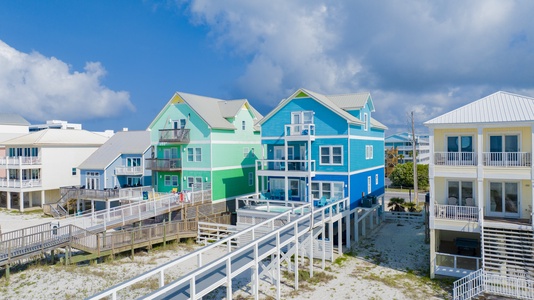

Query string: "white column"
[[354, 212, 359, 243], [19, 191, 24, 212], [6, 192, 11, 210], [477, 127, 484, 224], [29, 192, 33, 208], [41, 190, 45, 207], [346, 214, 351, 248]]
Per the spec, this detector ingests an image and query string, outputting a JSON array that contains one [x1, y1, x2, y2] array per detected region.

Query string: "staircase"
[[483, 227, 534, 278]]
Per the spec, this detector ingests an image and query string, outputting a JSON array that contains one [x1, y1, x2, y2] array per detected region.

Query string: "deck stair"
[[1, 190, 216, 269]]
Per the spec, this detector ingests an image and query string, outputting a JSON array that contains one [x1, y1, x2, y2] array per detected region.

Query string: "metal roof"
[[78, 130, 151, 170], [425, 91, 534, 126], [2, 129, 109, 146], [327, 92, 374, 111], [0, 114, 30, 126]]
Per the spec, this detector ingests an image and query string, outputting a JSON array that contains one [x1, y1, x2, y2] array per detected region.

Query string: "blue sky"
[[1, 1, 534, 134]]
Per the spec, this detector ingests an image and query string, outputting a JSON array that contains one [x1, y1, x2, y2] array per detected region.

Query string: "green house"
[[146, 92, 262, 202]]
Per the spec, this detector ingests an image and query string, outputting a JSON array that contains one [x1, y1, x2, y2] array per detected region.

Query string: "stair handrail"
[[453, 269, 484, 300]]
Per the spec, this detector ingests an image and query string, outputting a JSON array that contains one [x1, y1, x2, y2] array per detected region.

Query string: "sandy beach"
[[0, 209, 452, 300]]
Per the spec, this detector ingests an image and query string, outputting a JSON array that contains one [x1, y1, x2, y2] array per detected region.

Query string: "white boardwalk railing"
[[434, 204, 478, 221], [453, 269, 534, 300]]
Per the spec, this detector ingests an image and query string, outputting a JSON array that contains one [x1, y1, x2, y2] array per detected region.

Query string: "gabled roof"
[[2, 129, 109, 146], [425, 91, 534, 126], [0, 113, 30, 126], [148, 92, 263, 131], [259, 88, 387, 130], [78, 131, 151, 170]]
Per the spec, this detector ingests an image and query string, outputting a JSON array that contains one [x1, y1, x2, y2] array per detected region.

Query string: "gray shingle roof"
[[78, 131, 151, 170], [149, 92, 263, 131], [259, 88, 387, 130], [0, 114, 30, 126], [424, 91, 534, 125]]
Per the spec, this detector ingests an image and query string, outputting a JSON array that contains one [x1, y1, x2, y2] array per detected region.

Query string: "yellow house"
[[425, 91, 534, 288]]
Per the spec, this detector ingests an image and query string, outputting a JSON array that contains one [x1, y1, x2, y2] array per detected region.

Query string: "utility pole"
[[411, 111, 419, 205]]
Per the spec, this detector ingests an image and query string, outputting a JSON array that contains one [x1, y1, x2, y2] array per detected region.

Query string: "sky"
[[1, 1, 534, 134]]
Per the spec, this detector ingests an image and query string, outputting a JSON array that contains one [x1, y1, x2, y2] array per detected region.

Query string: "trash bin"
[[142, 191, 148, 200], [362, 196, 372, 208]]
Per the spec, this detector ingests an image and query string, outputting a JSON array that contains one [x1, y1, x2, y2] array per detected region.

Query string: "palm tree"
[[404, 202, 418, 212], [388, 197, 405, 212]]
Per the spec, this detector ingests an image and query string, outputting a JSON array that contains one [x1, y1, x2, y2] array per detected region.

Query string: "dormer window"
[[242, 120, 246, 130], [363, 113, 368, 131]]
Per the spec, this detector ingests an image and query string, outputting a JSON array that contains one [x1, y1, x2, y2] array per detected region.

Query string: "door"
[[291, 112, 301, 135], [490, 135, 519, 165], [488, 182, 519, 218], [274, 146, 284, 170]]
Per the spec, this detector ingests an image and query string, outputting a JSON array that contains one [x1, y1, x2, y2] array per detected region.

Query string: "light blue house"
[[256, 88, 387, 209], [78, 130, 152, 190]]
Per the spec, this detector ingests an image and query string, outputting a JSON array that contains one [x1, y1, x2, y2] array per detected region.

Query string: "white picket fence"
[[383, 211, 424, 222]]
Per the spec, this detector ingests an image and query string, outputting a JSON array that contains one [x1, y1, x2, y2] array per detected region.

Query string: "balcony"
[[145, 158, 182, 171], [434, 203, 479, 222], [284, 123, 315, 141], [0, 179, 42, 188], [482, 152, 531, 167], [434, 252, 481, 278], [115, 166, 144, 176], [158, 129, 190, 143], [0, 156, 42, 167], [434, 152, 477, 166], [256, 159, 316, 176]]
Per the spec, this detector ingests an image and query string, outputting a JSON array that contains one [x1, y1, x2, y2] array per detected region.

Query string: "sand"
[[0, 210, 452, 300]]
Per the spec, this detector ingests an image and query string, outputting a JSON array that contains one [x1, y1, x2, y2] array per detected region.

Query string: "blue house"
[[256, 88, 387, 209]]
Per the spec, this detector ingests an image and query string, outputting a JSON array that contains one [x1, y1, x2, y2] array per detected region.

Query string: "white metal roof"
[[425, 91, 534, 126], [78, 130, 151, 170], [0, 113, 30, 126], [2, 129, 109, 146]]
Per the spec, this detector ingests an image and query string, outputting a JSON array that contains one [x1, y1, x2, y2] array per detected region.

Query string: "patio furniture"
[[447, 197, 458, 205], [465, 197, 475, 206]]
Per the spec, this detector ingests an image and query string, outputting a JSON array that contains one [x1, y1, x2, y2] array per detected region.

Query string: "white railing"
[[435, 252, 480, 274], [483, 152, 531, 167], [63, 190, 209, 231], [255, 159, 316, 172], [0, 178, 42, 188], [114, 166, 144, 175], [454, 270, 534, 300], [434, 152, 477, 166], [284, 123, 315, 137], [87, 196, 353, 300], [434, 204, 479, 221], [118, 186, 153, 200], [0, 156, 42, 166]]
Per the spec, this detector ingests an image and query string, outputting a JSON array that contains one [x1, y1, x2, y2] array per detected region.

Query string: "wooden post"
[[131, 231, 135, 260], [163, 220, 167, 247]]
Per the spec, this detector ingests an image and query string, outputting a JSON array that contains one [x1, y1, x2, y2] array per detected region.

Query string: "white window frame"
[[366, 145, 374, 159], [164, 175, 171, 186], [363, 113, 368, 131], [243, 147, 249, 158], [187, 148, 202, 162], [367, 176, 371, 194], [242, 120, 246, 130], [319, 146, 343, 165], [311, 181, 344, 200], [375, 174, 379, 185]]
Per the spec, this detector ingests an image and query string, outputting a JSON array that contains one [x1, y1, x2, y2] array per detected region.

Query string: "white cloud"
[[185, 0, 534, 132], [0, 40, 134, 122]]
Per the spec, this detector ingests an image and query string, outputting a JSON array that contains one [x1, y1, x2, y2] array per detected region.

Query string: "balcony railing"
[[0, 156, 42, 166], [158, 129, 190, 143], [0, 179, 42, 188], [435, 252, 481, 277], [434, 204, 479, 221], [145, 158, 182, 171], [256, 159, 316, 173], [284, 123, 315, 138], [482, 152, 531, 167], [115, 166, 144, 176], [434, 152, 477, 166]]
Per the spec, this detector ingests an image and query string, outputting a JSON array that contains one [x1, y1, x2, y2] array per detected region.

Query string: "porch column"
[[6, 192, 11, 210], [19, 191, 24, 212], [429, 129, 435, 228], [354, 212, 359, 243], [477, 127, 484, 226], [77, 199, 81, 214], [430, 229, 436, 278], [41, 190, 45, 207], [29, 192, 33, 208], [345, 214, 351, 248]]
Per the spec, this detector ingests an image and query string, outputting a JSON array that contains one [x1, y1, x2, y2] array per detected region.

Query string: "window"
[[248, 172, 253, 186], [127, 158, 141, 167], [172, 175, 178, 186], [187, 148, 202, 162], [243, 147, 249, 158], [187, 176, 203, 188], [367, 176, 371, 193], [72, 168, 77, 175], [375, 174, 379, 185], [320, 146, 343, 165], [489, 182, 519, 215], [173, 119, 186, 129], [447, 181, 473, 206], [290, 179, 299, 197], [363, 113, 368, 131], [164, 175, 171, 186], [366, 145, 374, 159], [311, 181, 344, 200], [242, 120, 246, 130], [127, 177, 141, 186]]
